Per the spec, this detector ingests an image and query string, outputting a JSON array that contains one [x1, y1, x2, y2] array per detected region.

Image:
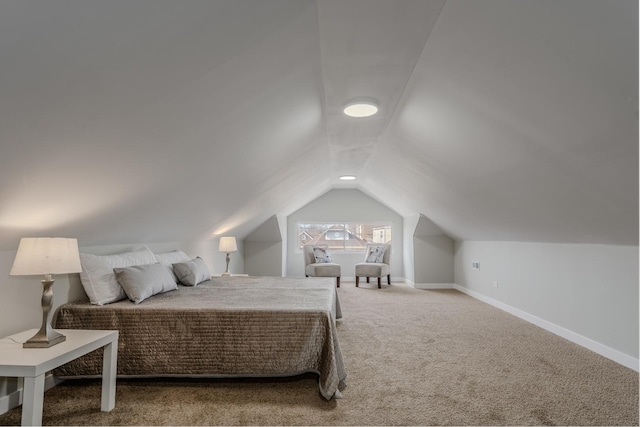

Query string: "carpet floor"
[[0, 282, 637, 425]]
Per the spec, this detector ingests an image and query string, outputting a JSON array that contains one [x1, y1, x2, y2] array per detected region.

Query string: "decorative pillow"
[[313, 246, 332, 263], [154, 250, 190, 283], [79, 246, 157, 305], [365, 245, 386, 263], [172, 257, 211, 286], [114, 263, 177, 304]]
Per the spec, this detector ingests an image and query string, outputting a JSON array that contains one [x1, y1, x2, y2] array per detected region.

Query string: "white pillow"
[[172, 257, 211, 286], [114, 263, 177, 304], [79, 246, 157, 305], [154, 250, 190, 283], [365, 245, 386, 263], [313, 246, 332, 263]]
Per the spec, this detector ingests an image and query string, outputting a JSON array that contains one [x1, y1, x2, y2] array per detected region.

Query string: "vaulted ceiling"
[[0, 0, 637, 251]]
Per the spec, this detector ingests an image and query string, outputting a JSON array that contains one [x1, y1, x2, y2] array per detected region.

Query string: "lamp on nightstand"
[[218, 237, 237, 277], [10, 237, 82, 348]]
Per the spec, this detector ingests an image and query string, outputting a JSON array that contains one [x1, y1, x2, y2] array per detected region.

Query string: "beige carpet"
[[0, 282, 637, 426]]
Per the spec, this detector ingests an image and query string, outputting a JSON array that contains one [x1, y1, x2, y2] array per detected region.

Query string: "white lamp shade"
[[218, 237, 237, 253], [10, 237, 82, 276]]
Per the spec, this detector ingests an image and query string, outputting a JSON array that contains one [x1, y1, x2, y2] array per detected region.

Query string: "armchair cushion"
[[305, 262, 341, 278], [355, 262, 390, 278]]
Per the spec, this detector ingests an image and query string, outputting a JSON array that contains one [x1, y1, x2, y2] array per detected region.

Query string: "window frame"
[[295, 222, 392, 253]]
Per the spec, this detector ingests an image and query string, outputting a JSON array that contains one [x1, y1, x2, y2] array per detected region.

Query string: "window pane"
[[297, 222, 391, 251]]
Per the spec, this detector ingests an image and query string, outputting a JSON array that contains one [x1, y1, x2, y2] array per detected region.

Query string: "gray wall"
[[412, 214, 454, 285], [244, 215, 283, 276], [454, 240, 639, 367], [414, 235, 454, 284], [244, 241, 282, 276], [287, 189, 403, 279], [244, 215, 284, 276]]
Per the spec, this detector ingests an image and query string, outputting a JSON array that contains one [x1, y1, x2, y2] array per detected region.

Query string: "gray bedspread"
[[53, 276, 346, 399]]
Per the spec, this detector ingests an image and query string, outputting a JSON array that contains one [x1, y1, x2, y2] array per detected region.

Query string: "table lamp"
[[218, 237, 237, 277], [10, 237, 82, 348]]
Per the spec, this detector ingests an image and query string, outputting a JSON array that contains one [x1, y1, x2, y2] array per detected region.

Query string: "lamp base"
[[23, 329, 66, 348], [23, 277, 66, 348], [221, 251, 232, 277]]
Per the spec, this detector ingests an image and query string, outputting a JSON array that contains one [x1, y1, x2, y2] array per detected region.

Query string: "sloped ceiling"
[[0, 0, 637, 251]]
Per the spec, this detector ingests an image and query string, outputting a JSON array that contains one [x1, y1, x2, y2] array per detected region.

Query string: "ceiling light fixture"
[[343, 99, 378, 118], [339, 175, 356, 181]]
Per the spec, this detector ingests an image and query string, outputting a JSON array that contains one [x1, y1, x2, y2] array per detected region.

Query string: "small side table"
[[0, 329, 118, 426]]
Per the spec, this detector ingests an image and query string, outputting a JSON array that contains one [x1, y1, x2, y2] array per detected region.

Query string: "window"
[[297, 223, 392, 251]]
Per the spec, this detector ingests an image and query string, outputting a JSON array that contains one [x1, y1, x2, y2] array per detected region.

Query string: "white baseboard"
[[453, 284, 639, 372], [0, 374, 59, 415], [410, 282, 455, 289], [404, 279, 455, 289]]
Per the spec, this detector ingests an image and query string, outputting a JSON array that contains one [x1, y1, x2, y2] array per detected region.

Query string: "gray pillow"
[[172, 257, 211, 286], [114, 263, 178, 304]]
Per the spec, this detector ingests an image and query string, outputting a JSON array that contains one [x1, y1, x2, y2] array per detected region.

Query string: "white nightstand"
[[0, 329, 119, 426]]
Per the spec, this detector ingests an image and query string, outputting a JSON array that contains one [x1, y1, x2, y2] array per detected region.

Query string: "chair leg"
[[377, 277, 381, 288], [366, 277, 370, 284], [387, 274, 391, 285], [336, 277, 340, 288], [356, 276, 359, 287]]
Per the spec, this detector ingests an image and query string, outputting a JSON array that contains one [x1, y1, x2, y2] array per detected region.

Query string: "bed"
[[53, 276, 346, 400]]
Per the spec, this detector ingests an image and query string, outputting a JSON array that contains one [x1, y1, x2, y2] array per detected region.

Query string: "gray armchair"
[[303, 244, 341, 287], [355, 244, 391, 288]]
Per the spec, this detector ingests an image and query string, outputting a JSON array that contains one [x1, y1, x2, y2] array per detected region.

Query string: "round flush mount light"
[[339, 175, 356, 181], [343, 99, 378, 118]]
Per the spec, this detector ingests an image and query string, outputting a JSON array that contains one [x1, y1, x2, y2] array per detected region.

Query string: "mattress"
[[53, 276, 346, 399]]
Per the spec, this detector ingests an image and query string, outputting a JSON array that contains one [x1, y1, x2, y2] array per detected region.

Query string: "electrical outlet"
[[471, 261, 480, 270], [493, 281, 499, 288]]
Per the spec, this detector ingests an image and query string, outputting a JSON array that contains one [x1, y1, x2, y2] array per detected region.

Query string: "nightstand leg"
[[22, 374, 44, 426], [101, 341, 117, 411]]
